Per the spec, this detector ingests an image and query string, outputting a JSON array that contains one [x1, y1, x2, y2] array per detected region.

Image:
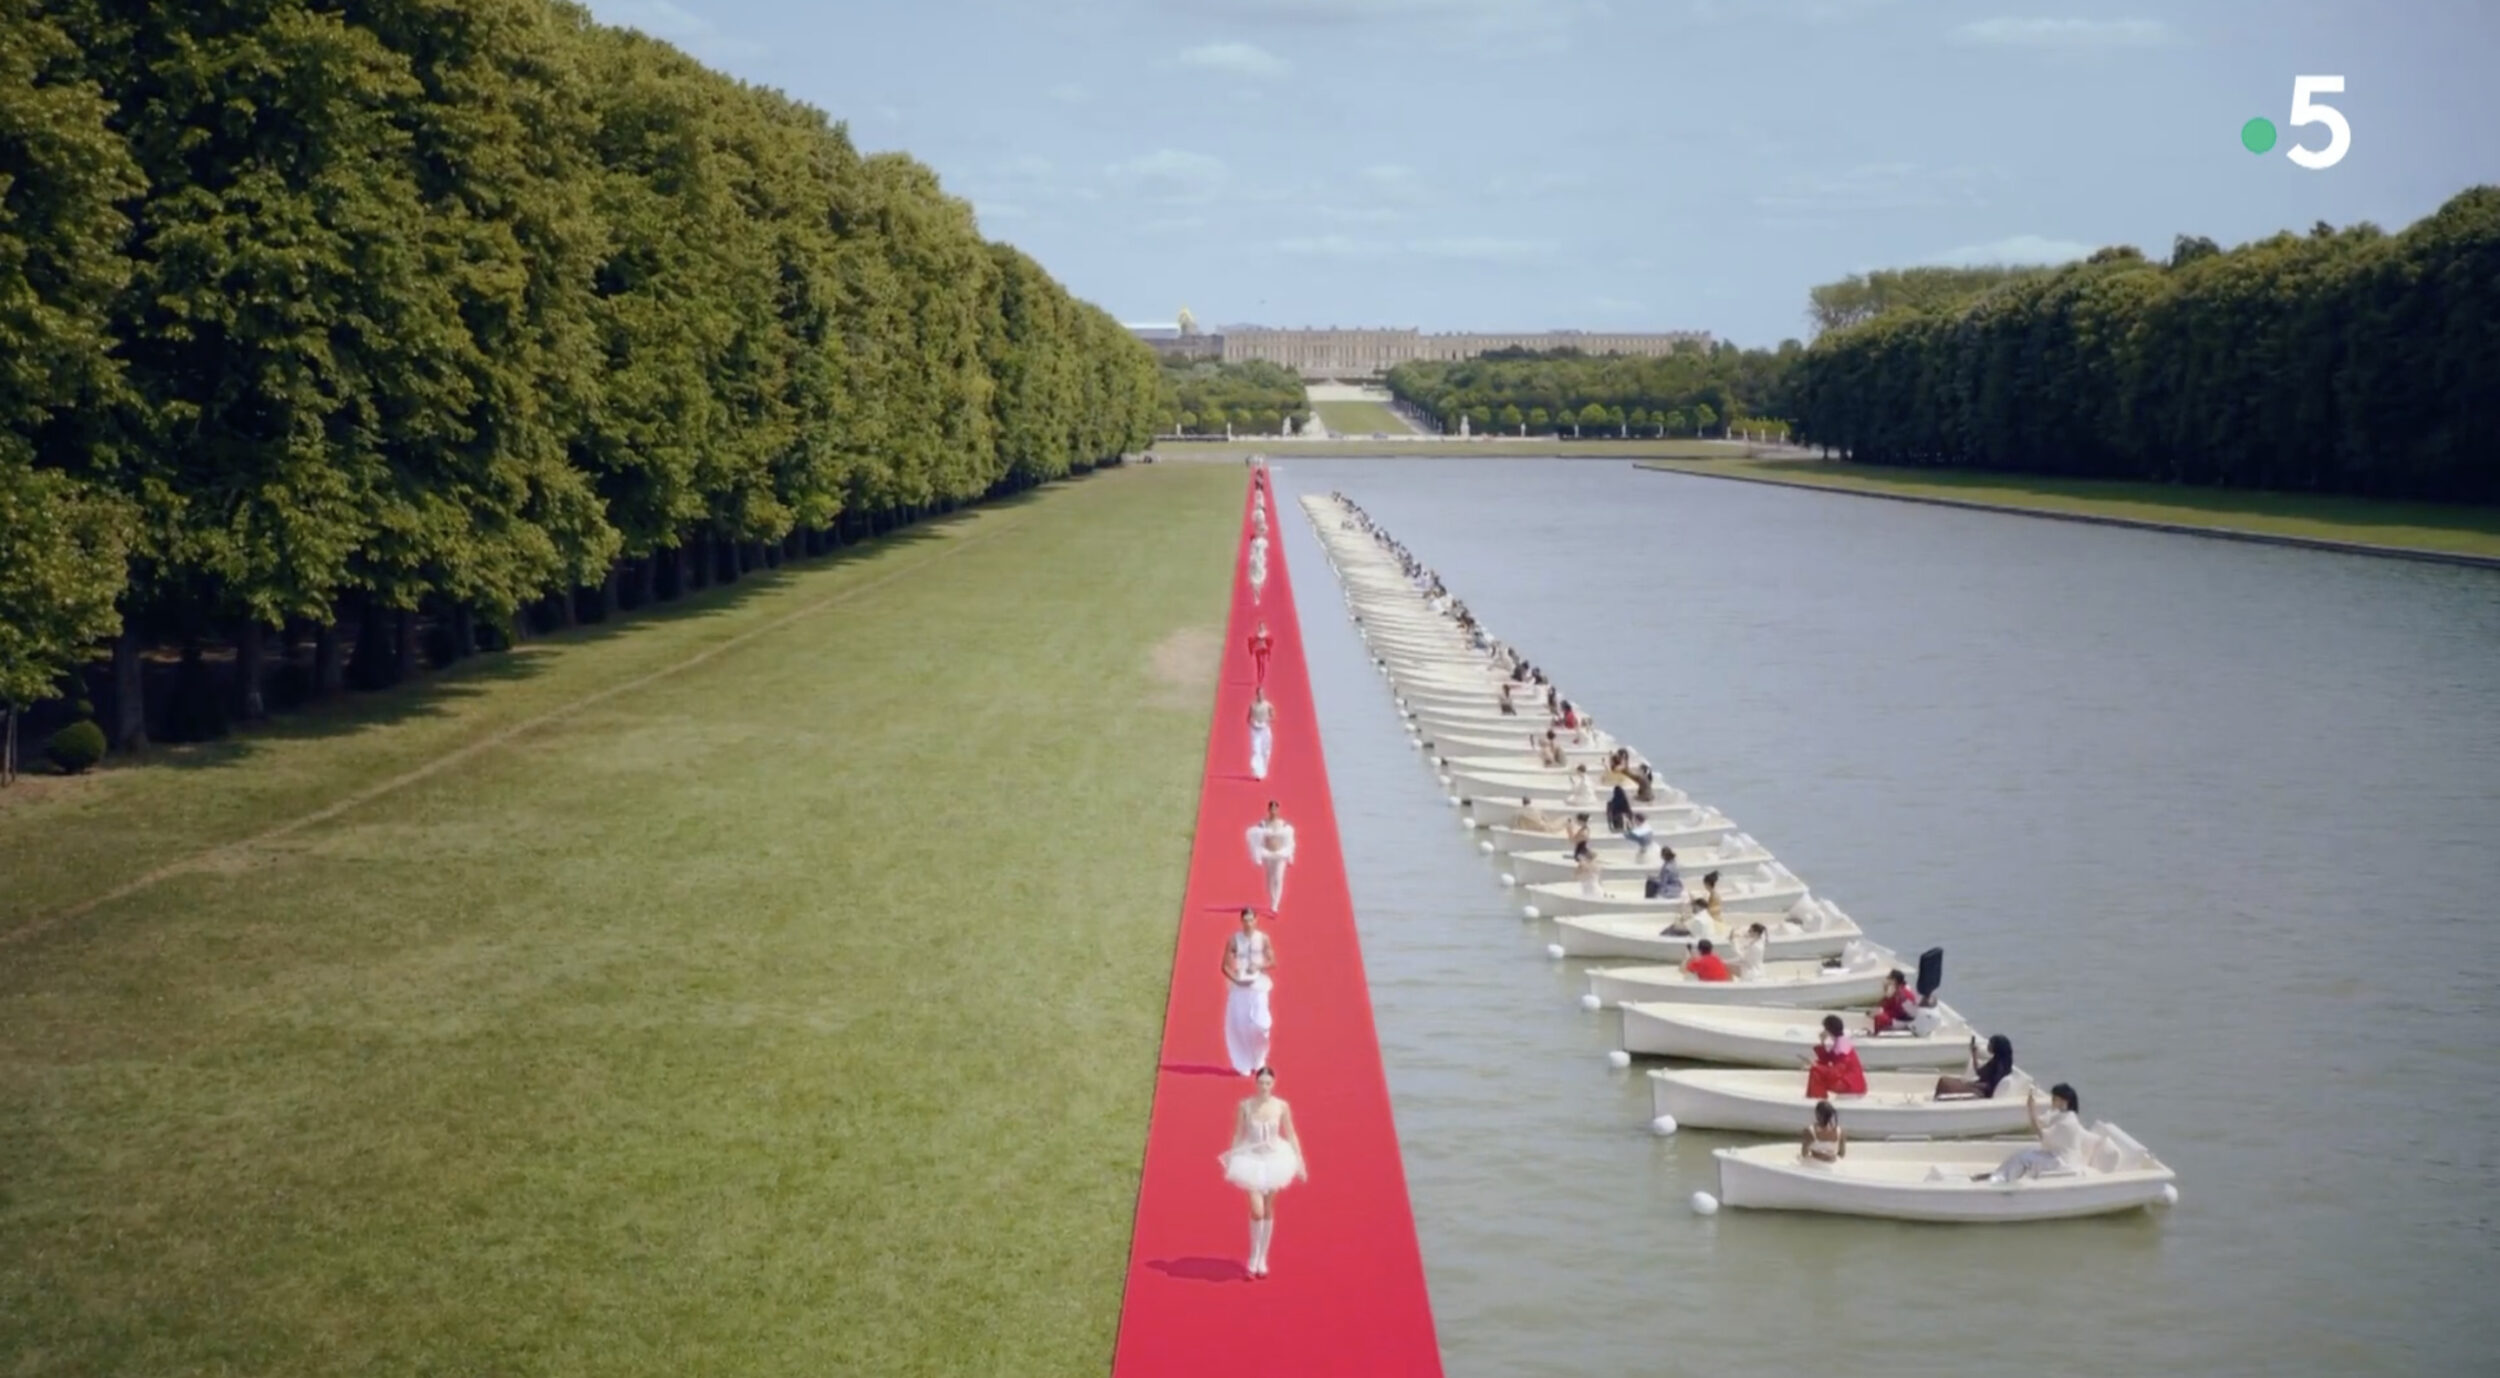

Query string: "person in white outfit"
[[1248, 688, 1276, 781], [1222, 908, 1276, 1075], [1220, 1065, 1308, 1279], [1976, 1085, 2085, 1181], [1246, 801, 1297, 912]]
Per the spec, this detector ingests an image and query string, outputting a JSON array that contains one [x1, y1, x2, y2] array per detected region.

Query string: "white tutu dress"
[[1221, 1114, 1302, 1193]]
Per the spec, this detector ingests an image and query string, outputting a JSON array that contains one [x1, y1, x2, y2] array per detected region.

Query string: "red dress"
[[1806, 1037, 1869, 1098], [1248, 632, 1273, 685], [1870, 987, 1919, 1033]]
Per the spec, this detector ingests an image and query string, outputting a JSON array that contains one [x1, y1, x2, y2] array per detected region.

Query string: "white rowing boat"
[[1619, 1000, 1981, 1067], [1709, 1126, 2178, 1222], [1650, 1066, 2038, 1137], [1585, 945, 1896, 1009], [1551, 898, 1862, 962], [1521, 863, 1806, 919]]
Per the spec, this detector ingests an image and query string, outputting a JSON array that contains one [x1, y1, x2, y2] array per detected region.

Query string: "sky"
[[579, 0, 2499, 347]]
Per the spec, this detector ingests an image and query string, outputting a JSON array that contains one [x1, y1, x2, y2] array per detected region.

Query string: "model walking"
[[1247, 621, 1274, 687], [1220, 1065, 1307, 1278], [1246, 801, 1297, 911], [1222, 908, 1276, 1075], [1248, 687, 1276, 781]]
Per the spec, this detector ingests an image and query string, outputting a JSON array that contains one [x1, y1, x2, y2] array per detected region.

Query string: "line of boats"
[[1301, 491, 2180, 1225]]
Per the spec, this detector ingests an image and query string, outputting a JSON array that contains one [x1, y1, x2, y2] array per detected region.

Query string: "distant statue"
[[1178, 306, 1198, 336], [1281, 415, 1296, 437], [1458, 414, 1471, 437]]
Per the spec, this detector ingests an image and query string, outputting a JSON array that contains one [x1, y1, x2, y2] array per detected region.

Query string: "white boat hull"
[[1711, 1128, 2177, 1222], [1553, 909, 1859, 963], [1619, 1000, 1981, 1068], [1651, 1068, 2038, 1137], [1586, 952, 1894, 1009]]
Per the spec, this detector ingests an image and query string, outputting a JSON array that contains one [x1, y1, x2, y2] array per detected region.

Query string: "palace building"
[[1124, 313, 1711, 379]]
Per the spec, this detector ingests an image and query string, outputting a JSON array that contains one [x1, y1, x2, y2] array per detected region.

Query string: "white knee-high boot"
[[1251, 1218, 1273, 1273]]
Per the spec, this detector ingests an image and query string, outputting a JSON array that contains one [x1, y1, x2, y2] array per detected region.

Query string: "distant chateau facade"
[[1223, 327, 1712, 378], [1124, 313, 1712, 378]]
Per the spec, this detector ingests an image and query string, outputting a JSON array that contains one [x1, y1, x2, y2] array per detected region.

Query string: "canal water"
[[1271, 458, 2500, 1378]]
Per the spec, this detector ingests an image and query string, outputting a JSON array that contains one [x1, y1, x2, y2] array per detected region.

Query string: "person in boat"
[[1806, 1015, 1870, 1099], [1604, 784, 1634, 835], [1532, 730, 1566, 769], [1553, 699, 1581, 731], [1563, 814, 1593, 848], [1246, 802, 1297, 912], [1868, 969, 1920, 1034], [1247, 688, 1276, 782], [1222, 908, 1277, 1075], [1571, 840, 1603, 898], [1645, 845, 1683, 902], [1513, 797, 1563, 833], [1800, 1099, 1847, 1163], [1682, 938, 1732, 983], [1543, 686, 1561, 718], [1219, 1066, 1307, 1281], [1604, 748, 1634, 783], [1498, 682, 1517, 716], [1936, 1034, 2016, 1100], [1694, 870, 1724, 927], [1732, 922, 1770, 979], [1247, 622, 1274, 687], [1564, 765, 1599, 809], [1623, 812, 1656, 857], [1630, 764, 1659, 804], [1975, 1084, 2085, 1182]]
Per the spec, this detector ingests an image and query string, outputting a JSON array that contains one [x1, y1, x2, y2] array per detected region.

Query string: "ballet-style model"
[[1219, 1065, 1307, 1278], [1245, 801, 1297, 912], [1248, 688, 1276, 781], [1222, 908, 1276, 1075], [1246, 621, 1274, 688]]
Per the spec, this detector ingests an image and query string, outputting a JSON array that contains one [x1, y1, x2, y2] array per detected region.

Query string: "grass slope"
[[1310, 399, 1414, 435], [1639, 459, 2500, 560], [0, 466, 1242, 1377]]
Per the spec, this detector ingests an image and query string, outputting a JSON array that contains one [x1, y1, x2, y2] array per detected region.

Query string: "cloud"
[[1275, 234, 1382, 257], [592, 0, 766, 61], [1047, 82, 1091, 103], [1921, 234, 2099, 266], [1948, 17, 2177, 48], [973, 201, 1031, 223], [1105, 149, 1231, 204], [1313, 204, 1403, 224], [1164, 0, 1598, 51], [1687, 0, 1892, 22], [1140, 215, 1210, 234], [1753, 162, 1996, 213], [1179, 41, 1290, 77], [1590, 295, 1646, 315]]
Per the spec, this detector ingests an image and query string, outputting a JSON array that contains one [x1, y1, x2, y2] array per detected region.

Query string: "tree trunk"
[[232, 619, 268, 722], [3, 705, 16, 786], [597, 566, 621, 620], [452, 605, 477, 659], [554, 588, 579, 630], [634, 555, 659, 608], [111, 620, 149, 752], [395, 607, 422, 679], [315, 622, 346, 696]]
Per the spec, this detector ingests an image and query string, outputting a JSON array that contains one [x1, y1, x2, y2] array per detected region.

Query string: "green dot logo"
[[2241, 117, 2278, 153]]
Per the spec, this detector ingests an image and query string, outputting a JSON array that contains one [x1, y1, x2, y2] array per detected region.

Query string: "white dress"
[[1248, 700, 1274, 780], [1246, 819, 1297, 908], [1224, 931, 1274, 1074], [1221, 1110, 1302, 1193]]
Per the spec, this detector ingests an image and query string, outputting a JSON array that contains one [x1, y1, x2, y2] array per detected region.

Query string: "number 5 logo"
[[2287, 75, 2349, 170]]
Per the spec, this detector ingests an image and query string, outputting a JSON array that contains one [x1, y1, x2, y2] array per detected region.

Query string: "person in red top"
[[1682, 939, 1731, 983], [1247, 622, 1273, 687], [1869, 969, 1919, 1034], [1806, 1014, 1870, 1099]]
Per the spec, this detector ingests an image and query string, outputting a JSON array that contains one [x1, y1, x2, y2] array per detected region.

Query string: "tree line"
[[0, 0, 1163, 779], [1382, 344, 1802, 439], [1788, 188, 2500, 502], [1159, 359, 1309, 436]]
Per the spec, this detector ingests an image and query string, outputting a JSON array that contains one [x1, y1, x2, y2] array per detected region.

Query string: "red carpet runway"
[[1108, 475, 1443, 1376]]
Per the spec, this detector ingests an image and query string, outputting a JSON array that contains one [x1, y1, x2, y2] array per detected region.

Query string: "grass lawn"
[[1310, 399, 1415, 435], [0, 465, 1242, 1376], [1155, 437, 1737, 460], [1639, 458, 2500, 561]]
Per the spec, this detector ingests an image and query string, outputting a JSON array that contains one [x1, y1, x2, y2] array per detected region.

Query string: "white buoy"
[[1545, 943, 1565, 959], [1446, 795, 1461, 808], [1477, 840, 1495, 854], [1689, 1191, 1719, 1216], [1652, 1115, 1680, 1136], [1461, 818, 1479, 832], [2159, 1184, 2180, 1206], [1436, 773, 1451, 787], [1522, 905, 1541, 920], [1498, 872, 1516, 887], [1606, 1050, 1631, 1070], [1578, 993, 1602, 1012], [1410, 738, 1424, 751]]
